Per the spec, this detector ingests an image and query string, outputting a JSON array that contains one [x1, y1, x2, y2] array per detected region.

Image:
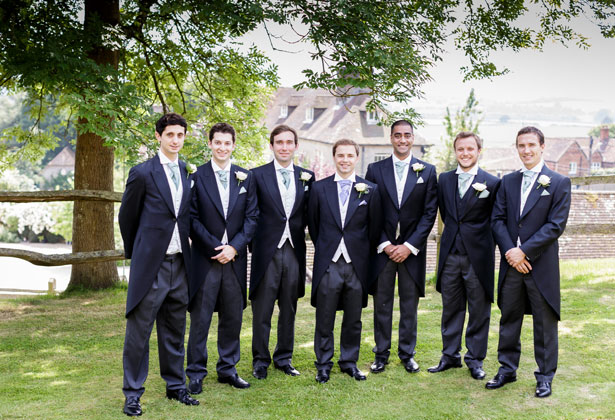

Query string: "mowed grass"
[[1, 259, 614, 420]]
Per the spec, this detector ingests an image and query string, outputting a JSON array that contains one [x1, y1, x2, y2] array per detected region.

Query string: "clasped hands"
[[506, 247, 532, 274], [384, 244, 411, 263], [212, 245, 237, 264]]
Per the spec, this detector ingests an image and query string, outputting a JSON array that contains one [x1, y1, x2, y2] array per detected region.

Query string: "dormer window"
[[304, 107, 314, 123], [367, 110, 379, 125], [279, 104, 288, 118]]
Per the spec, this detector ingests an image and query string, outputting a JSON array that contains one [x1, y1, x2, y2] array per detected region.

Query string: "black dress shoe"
[[218, 373, 250, 389], [123, 396, 142, 417], [187, 378, 202, 395], [469, 367, 486, 380], [535, 381, 552, 398], [341, 366, 367, 381], [275, 364, 300, 376], [166, 388, 200, 406], [370, 360, 387, 373], [427, 359, 462, 373], [253, 366, 268, 380], [403, 358, 420, 373], [315, 369, 330, 384], [485, 373, 517, 389]]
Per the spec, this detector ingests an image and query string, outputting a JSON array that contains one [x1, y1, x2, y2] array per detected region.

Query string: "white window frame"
[[373, 153, 389, 162], [367, 110, 379, 125], [569, 162, 577, 175], [304, 107, 314, 123], [279, 104, 288, 118], [591, 161, 601, 171]]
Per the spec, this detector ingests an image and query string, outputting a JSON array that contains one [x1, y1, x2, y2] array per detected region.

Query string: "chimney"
[[600, 125, 610, 142]]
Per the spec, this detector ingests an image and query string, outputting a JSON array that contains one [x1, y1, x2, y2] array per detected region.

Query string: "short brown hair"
[[516, 126, 544, 145], [332, 139, 359, 156], [209, 122, 236, 143], [269, 124, 298, 145], [453, 131, 482, 149]]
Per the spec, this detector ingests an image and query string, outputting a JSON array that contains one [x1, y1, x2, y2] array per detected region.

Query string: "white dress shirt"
[[274, 159, 296, 248], [332, 172, 355, 263], [377, 154, 419, 256], [211, 160, 231, 244], [158, 150, 183, 254]]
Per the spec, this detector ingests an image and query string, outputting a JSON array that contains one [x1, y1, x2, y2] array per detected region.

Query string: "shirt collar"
[[521, 159, 544, 174], [392, 153, 413, 165], [334, 172, 356, 183], [158, 150, 178, 165], [455, 164, 479, 176], [273, 159, 294, 172], [211, 159, 230, 173]]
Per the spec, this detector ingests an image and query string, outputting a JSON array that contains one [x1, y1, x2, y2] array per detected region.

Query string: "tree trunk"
[[67, 0, 120, 290]]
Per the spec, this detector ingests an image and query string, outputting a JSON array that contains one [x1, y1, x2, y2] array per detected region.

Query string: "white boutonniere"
[[235, 170, 248, 186], [411, 162, 425, 177], [536, 174, 551, 189], [186, 163, 197, 178], [472, 182, 487, 196], [300, 171, 312, 186], [355, 182, 370, 198]]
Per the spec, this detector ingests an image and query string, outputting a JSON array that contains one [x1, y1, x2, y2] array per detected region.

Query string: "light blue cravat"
[[394, 161, 407, 181], [458, 172, 472, 198], [217, 170, 228, 190], [280, 169, 291, 189], [168, 162, 180, 190], [522, 170, 535, 195], [339, 180, 352, 205]]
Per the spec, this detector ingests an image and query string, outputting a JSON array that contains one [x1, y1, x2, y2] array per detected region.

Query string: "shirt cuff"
[[377, 241, 392, 254], [403, 242, 419, 255]]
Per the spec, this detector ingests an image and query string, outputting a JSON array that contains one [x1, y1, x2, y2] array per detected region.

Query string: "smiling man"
[[365, 120, 438, 374], [307, 139, 381, 383], [249, 125, 314, 380], [430, 132, 500, 381], [488, 126, 571, 398], [186, 122, 258, 392], [119, 113, 199, 416]]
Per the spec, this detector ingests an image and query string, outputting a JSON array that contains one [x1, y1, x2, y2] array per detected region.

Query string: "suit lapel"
[[227, 164, 240, 217], [325, 178, 343, 230], [264, 162, 286, 216], [202, 162, 225, 219], [178, 161, 191, 214], [446, 172, 459, 222], [290, 164, 305, 217], [521, 167, 548, 219], [510, 170, 523, 222], [151, 155, 176, 216], [344, 182, 361, 226], [400, 156, 419, 207], [381, 157, 400, 209], [459, 171, 481, 219]]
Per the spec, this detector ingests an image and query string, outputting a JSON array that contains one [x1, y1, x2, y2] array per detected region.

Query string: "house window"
[[373, 153, 389, 162], [304, 107, 314, 123], [367, 110, 379, 125], [279, 104, 288, 118], [591, 162, 601, 171], [569, 162, 577, 175]]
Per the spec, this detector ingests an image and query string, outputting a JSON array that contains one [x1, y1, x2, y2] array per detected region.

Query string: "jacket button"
[[173, 217, 177, 222], [283, 217, 287, 221]]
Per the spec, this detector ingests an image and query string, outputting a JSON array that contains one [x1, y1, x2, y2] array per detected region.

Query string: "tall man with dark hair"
[[308, 139, 381, 383], [487, 126, 571, 398], [119, 112, 199, 417], [186, 122, 258, 392], [250, 125, 314, 380], [365, 120, 438, 374], [429, 132, 500, 380]]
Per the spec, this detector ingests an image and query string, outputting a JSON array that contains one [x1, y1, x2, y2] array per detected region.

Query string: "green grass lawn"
[[1, 259, 614, 420]]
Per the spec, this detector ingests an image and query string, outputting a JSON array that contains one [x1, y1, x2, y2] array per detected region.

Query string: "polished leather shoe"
[[275, 364, 300, 376], [166, 388, 199, 406], [218, 374, 250, 389], [341, 366, 367, 381], [123, 396, 142, 417], [469, 367, 486, 380], [315, 369, 330, 384], [427, 359, 462, 373], [253, 366, 268, 380], [485, 373, 517, 389], [187, 378, 202, 395], [535, 381, 552, 398], [370, 360, 387, 373], [403, 358, 420, 373]]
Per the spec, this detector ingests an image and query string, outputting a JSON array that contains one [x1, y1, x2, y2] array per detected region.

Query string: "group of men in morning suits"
[[118, 112, 571, 416]]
